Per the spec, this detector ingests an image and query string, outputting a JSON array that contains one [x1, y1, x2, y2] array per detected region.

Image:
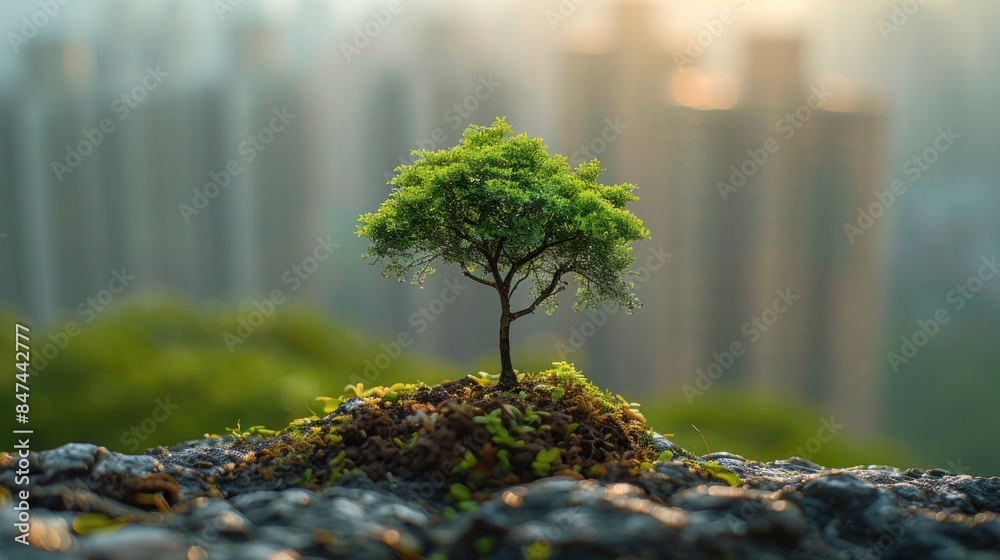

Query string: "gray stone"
[[78, 526, 186, 560], [5, 440, 1000, 559]]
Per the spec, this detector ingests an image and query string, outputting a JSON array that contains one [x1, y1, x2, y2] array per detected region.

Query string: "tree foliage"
[[358, 117, 649, 385]]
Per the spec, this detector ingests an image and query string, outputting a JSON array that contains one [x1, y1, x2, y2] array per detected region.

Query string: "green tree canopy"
[[358, 117, 650, 387]]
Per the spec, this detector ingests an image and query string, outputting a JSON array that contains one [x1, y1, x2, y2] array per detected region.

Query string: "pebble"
[[79, 525, 187, 559]]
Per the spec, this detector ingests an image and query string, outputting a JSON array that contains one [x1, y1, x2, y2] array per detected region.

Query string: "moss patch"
[[692, 460, 743, 487]]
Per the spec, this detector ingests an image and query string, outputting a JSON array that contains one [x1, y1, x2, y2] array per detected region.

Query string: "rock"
[[5, 437, 1000, 558], [799, 472, 881, 511], [774, 456, 822, 471], [330, 397, 365, 415], [4, 456, 1000, 559], [78, 526, 187, 559], [701, 451, 748, 463], [952, 477, 1000, 513], [650, 432, 692, 460]]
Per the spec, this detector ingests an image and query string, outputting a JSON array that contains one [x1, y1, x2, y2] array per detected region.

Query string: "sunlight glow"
[[668, 68, 740, 110]]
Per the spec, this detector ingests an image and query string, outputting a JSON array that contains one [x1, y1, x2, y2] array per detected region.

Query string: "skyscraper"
[[553, 2, 886, 432]]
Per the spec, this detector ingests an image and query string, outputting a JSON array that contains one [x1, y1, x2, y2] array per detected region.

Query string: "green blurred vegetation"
[[641, 391, 917, 469], [883, 315, 1000, 477], [0, 297, 454, 452], [0, 296, 923, 470]]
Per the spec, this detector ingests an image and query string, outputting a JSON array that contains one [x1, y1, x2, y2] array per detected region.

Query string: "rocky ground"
[[3, 438, 1000, 559], [2, 367, 999, 559]]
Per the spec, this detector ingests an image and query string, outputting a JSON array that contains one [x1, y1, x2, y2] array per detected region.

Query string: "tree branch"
[[500, 244, 516, 265], [487, 258, 505, 298], [446, 225, 502, 285], [503, 234, 578, 286], [459, 263, 498, 289], [410, 252, 438, 268], [446, 225, 487, 255], [410, 252, 441, 282], [510, 273, 529, 295], [493, 237, 506, 268], [511, 268, 566, 320]]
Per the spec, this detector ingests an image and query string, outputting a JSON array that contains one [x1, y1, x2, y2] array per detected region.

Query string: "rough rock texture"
[[3, 440, 1000, 560]]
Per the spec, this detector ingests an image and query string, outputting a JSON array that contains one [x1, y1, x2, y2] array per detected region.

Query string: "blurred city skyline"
[[2, 0, 999, 471]]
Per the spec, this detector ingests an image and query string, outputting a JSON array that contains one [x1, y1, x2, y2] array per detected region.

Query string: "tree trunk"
[[498, 309, 516, 389]]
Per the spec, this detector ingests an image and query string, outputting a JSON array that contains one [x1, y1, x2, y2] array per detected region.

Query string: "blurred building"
[[0, 3, 327, 316], [554, 2, 886, 433]]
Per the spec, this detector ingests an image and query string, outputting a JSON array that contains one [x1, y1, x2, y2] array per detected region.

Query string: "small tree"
[[358, 117, 650, 389]]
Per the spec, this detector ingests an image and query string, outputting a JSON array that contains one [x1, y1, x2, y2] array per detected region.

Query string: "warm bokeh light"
[[563, 17, 617, 54], [669, 68, 711, 108], [668, 69, 739, 110]]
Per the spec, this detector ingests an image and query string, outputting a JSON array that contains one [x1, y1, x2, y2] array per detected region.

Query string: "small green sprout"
[[296, 467, 314, 484], [315, 396, 340, 414], [474, 536, 495, 555], [467, 371, 501, 387], [531, 447, 561, 476], [473, 409, 525, 448], [496, 449, 511, 472], [449, 483, 472, 501], [456, 500, 479, 511], [452, 450, 478, 473], [225, 420, 245, 438], [341, 383, 379, 401]]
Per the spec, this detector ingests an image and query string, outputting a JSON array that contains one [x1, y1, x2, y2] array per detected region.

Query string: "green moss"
[[473, 536, 495, 555], [685, 460, 743, 487], [70, 513, 128, 535], [524, 541, 553, 560], [523, 362, 620, 413]]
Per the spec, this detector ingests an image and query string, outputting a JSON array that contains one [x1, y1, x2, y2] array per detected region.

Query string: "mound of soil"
[[214, 363, 676, 501]]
